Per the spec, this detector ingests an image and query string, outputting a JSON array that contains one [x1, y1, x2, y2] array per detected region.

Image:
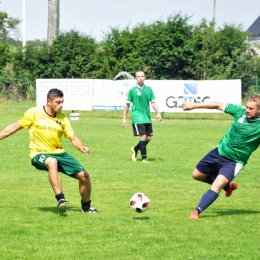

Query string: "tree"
[[0, 11, 20, 41], [47, 0, 59, 46], [99, 14, 196, 79], [0, 41, 11, 68], [181, 20, 255, 81], [15, 30, 98, 79], [191, 19, 216, 80]]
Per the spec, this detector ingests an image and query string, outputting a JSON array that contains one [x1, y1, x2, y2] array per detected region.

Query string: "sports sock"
[[81, 200, 91, 211], [195, 189, 219, 213], [55, 192, 65, 201], [223, 182, 230, 191], [134, 143, 139, 152], [139, 140, 147, 160]]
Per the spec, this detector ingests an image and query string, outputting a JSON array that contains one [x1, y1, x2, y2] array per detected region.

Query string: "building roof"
[[247, 15, 260, 36]]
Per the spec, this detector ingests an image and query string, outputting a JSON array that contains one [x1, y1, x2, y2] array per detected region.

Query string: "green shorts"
[[31, 152, 85, 178]]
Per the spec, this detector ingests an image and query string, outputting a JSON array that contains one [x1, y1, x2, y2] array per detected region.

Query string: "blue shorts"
[[196, 147, 243, 182]]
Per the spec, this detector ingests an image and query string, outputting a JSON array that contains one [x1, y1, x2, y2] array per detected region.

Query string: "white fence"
[[36, 79, 241, 113]]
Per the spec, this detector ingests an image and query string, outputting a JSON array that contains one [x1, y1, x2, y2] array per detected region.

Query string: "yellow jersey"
[[18, 106, 75, 159]]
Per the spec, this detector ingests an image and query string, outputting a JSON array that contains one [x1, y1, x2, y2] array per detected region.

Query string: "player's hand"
[[157, 114, 162, 121], [122, 119, 127, 128], [182, 101, 193, 111], [81, 147, 90, 154]]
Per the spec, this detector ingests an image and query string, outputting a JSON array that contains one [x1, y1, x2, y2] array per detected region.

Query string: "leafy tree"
[[96, 26, 146, 79], [1, 43, 36, 99], [0, 11, 20, 41], [0, 41, 11, 68], [27, 39, 47, 47], [99, 13, 196, 79], [1, 11, 259, 100], [138, 14, 195, 79], [191, 21, 254, 81], [21, 30, 98, 79], [191, 19, 216, 80], [210, 24, 251, 79]]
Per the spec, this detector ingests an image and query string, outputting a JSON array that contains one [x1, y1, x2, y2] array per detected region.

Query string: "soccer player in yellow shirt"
[[0, 88, 98, 213]]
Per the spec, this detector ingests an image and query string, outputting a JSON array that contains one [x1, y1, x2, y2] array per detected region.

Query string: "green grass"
[[1, 101, 260, 259]]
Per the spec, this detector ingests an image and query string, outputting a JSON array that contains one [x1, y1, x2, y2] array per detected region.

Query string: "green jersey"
[[127, 85, 155, 124], [218, 103, 260, 166]]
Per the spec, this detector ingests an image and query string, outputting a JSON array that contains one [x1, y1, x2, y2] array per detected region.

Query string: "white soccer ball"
[[130, 192, 150, 213]]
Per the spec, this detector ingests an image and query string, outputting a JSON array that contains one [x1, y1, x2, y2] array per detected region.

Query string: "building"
[[247, 15, 260, 55]]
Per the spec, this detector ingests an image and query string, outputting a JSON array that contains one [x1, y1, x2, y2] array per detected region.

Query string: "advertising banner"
[[93, 79, 134, 110], [36, 79, 94, 110], [36, 79, 241, 113], [148, 79, 241, 112]]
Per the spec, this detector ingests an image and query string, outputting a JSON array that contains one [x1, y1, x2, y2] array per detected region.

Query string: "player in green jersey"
[[0, 89, 98, 213], [122, 70, 161, 163], [182, 93, 260, 219]]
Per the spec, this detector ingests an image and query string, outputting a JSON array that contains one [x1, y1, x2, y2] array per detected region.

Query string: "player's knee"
[[83, 171, 90, 180], [76, 170, 90, 181], [45, 157, 58, 169], [213, 175, 229, 189], [191, 169, 202, 180], [146, 136, 152, 142], [191, 172, 198, 180]]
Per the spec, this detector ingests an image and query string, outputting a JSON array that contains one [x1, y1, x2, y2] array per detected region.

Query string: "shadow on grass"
[[41, 206, 100, 214], [203, 208, 260, 218], [38, 207, 68, 216], [134, 158, 164, 162], [132, 216, 150, 220]]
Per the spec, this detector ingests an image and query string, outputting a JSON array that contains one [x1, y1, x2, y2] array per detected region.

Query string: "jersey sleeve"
[[18, 107, 34, 129], [224, 103, 245, 116], [63, 117, 75, 138], [126, 88, 133, 103], [150, 88, 156, 102]]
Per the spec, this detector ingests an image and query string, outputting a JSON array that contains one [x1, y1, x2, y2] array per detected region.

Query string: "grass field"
[[0, 101, 260, 259]]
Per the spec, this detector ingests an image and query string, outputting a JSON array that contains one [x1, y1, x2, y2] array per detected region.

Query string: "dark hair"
[[47, 89, 64, 100]]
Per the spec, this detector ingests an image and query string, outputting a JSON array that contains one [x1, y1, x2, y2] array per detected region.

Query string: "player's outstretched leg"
[[189, 189, 219, 219]]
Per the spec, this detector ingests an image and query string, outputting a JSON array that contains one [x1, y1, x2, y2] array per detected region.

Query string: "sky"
[[0, 0, 259, 42]]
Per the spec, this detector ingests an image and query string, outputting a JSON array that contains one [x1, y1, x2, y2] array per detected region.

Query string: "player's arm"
[[69, 134, 90, 155], [151, 101, 162, 121], [182, 101, 224, 111], [0, 122, 23, 140], [122, 103, 130, 128]]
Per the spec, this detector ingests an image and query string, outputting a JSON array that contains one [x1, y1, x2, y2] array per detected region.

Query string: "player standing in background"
[[0, 88, 98, 213], [182, 93, 260, 219], [122, 70, 161, 163]]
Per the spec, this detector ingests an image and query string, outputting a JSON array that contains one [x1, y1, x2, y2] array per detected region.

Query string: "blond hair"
[[135, 70, 145, 77], [247, 93, 260, 109]]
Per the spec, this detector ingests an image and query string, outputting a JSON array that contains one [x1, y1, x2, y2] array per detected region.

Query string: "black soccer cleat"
[[81, 207, 99, 213], [57, 199, 67, 213]]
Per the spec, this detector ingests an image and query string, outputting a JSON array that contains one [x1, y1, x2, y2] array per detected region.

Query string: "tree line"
[[0, 12, 260, 100]]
